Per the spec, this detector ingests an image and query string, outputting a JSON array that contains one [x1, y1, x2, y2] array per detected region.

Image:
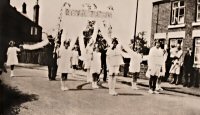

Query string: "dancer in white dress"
[[6, 41, 21, 77], [57, 40, 72, 91], [90, 44, 101, 89], [107, 38, 123, 96], [71, 45, 79, 77], [84, 41, 94, 83], [148, 41, 164, 94], [129, 47, 142, 90]]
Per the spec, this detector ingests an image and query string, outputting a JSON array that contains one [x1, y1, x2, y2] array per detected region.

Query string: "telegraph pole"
[[133, 0, 139, 49]]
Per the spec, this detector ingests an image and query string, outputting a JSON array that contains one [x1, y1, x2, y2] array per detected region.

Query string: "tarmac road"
[[1, 66, 200, 115]]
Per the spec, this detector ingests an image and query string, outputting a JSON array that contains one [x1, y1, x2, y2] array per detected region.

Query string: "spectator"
[[183, 48, 193, 87]]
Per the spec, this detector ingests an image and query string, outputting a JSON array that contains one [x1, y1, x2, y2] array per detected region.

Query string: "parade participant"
[[148, 41, 164, 94], [107, 38, 123, 96], [96, 30, 109, 82], [52, 42, 60, 80], [129, 47, 142, 90], [84, 40, 94, 83], [6, 41, 21, 77], [71, 44, 79, 77], [90, 44, 101, 89], [156, 46, 168, 91], [169, 46, 183, 85], [57, 40, 72, 91]]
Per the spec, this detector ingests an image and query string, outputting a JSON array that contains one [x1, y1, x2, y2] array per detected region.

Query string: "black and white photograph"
[[0, 0, 200, 115]]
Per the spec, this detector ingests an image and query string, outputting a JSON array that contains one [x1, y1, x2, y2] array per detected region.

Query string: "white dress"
[[129, 51, 142, 73], [107, 46, 123, 75], [169, 50, 183, 75], [6, 47, 20, 66], [71, 50, 79, 66], [84, 46, 93, 69], [90, 51, 101, 74], [148, 47, 164, 76], [58, 48, 72, 73]]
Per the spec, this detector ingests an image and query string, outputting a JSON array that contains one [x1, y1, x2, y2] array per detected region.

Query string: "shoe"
[[131, 86, 139, 90], [153, 91, 160, 94], [148, 89, 153, 94], [109, 91, 118, 96], [61, 86, 69, 91]]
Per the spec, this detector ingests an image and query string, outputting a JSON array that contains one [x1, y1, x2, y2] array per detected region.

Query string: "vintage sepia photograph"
[[0, 0, 200, 115]]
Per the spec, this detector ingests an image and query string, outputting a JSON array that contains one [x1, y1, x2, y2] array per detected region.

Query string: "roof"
[[153, 0, 171, 4]]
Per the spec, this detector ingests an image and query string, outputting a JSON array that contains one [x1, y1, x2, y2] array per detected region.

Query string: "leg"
[[132, 72, 139, 89], [48, 65, 52, 80], [92, 73, 99, 89], [183, 71, 189, 87], [10, 65, 14, 77], [152, 76, 158, 91], [156, 76, 163, 91], [148, 75, 154, 93], [60, 73, 69, 91]]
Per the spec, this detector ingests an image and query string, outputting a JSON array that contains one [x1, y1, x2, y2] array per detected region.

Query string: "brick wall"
[[151, 0, 197, 53]]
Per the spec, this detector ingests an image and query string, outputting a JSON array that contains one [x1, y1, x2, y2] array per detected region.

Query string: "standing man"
[[183, 48, 193, 87], [46, 35, 56, 81], [148, 41, 164, 94]]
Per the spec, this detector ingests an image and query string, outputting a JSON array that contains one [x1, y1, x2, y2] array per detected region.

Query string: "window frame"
[[171, 1, 185, 25], [196, 0, 200, 21]]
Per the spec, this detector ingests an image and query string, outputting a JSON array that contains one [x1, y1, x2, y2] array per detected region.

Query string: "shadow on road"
[[0, 80, 39, 115], [118, 93, 143, 96]]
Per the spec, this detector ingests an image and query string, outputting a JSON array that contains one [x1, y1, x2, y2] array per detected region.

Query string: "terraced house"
[[151, 0, 200, 84]]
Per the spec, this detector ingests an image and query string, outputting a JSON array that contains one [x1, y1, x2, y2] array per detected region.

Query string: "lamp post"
[[133, 0, 139, 49]]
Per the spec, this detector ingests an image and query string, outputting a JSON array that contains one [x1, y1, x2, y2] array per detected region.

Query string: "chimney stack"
[[22, 2, 27, 14], [33, 0, 39, 24]]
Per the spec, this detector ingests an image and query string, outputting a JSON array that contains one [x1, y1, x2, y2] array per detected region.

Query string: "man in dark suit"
[[46, 35, 56, 80], [183, 48, 193, 87]]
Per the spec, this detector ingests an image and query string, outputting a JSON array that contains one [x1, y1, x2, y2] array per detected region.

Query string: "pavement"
[[16, 63, 200, 97]]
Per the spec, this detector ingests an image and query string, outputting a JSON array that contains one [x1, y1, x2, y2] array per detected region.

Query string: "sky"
[[10, 0, 154, 45]]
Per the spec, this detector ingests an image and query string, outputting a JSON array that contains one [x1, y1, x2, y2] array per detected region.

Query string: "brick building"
[[0, 0, 42, 65], [151, 0, 200, 83]]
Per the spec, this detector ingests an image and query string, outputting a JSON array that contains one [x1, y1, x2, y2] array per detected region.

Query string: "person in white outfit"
[[6, 41, 21, 77], [169, 46, 183, 85], [90, 44, 101, 89], [148, 41, 164, 94], [71, 45, 79, 77], [107, 38, 123, 96], [156, 47, 168, 91], [129, 47, 142, 90], [84, 40, 94, 83], [57, 40, 72, 91]]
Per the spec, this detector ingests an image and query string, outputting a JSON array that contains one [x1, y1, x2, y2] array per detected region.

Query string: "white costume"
[[71, 50, 79, 66], [6, 47, 20, 66], [169, 49, 183, 75], [148, 46, 164, 76], [90, 51, 101, 74], [84, 45, 93, 69], [129, 51, 142, 73], [107, 45, 123, 75], [58, 47, 72, 73]]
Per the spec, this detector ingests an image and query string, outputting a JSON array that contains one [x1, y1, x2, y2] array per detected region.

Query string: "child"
[[129, 47, 142, 90], [6, 41, 21, 77], [84, 40, 94, 83], [90, 44, 101, 89], [57, 40, 72, 91], [107, 38, 123, 96], [71, 45, 79, 77]]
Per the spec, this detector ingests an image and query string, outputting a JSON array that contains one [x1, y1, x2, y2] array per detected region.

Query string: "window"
[[171, 1, 185, 25], [197, 0, 200, 21], [30, 27, 38, 35], [194, 38, 200, 65]]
